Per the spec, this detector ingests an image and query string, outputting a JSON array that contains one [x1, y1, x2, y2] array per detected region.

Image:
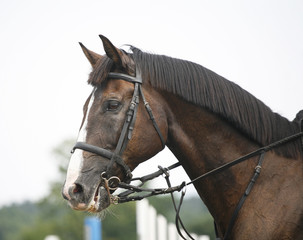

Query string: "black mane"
[[89, 47, 302, 159]]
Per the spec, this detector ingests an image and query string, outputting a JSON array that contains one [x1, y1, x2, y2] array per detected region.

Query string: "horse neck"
[[162, 93, 261, 231]]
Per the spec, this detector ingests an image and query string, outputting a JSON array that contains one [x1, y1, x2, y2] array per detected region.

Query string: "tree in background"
[[0, 140, 136, 240]]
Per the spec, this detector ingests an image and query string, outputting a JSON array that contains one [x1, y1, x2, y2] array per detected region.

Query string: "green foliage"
[[0, 201, 37, 240], [0, 198, 88, 240]]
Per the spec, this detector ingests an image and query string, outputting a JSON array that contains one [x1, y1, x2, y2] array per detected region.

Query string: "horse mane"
[[88, 47, 302, 159]]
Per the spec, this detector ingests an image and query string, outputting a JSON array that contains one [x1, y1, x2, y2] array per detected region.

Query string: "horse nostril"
[[73, 183, 83, 194], [67, 183, 84, 200]]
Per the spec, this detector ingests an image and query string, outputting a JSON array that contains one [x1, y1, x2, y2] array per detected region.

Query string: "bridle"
[[71, 71, 166, 183], [71, 71, 303, 240]]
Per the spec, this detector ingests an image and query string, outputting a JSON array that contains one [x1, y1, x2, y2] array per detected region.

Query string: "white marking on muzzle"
[[63, 89, 96, 199]]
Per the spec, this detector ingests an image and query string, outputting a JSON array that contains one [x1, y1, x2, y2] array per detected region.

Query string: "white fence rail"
[[136, 199, 209, 240]]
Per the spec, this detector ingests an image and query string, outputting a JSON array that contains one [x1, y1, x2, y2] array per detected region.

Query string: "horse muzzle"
[[62, 173, 112, 212]]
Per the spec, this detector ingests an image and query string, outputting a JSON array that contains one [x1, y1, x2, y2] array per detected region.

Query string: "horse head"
[[62, 35, 167, 212]]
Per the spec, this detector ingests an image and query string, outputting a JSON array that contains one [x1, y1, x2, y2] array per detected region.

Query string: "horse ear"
[[99, 35, 124, 66], [79, 42, 102, 67]]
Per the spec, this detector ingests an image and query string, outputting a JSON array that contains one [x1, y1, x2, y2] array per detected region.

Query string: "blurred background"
[[0, 0, 302, 239]]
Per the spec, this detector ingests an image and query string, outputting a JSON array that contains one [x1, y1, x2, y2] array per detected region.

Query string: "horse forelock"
[[88, 56, 114, 86]]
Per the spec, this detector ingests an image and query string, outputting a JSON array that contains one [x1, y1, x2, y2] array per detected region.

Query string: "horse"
[[62, 35, 303, 239]]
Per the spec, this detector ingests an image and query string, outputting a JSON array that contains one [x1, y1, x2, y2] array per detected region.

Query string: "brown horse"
[[62, 35, 303, 239]]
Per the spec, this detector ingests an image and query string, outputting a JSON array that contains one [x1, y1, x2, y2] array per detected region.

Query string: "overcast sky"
[[1, 0, 302, 207]]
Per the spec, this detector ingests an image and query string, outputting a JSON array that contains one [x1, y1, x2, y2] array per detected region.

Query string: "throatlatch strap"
[[139, 85, 166, 149]]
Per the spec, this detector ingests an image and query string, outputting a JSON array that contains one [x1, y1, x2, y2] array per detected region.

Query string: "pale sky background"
[[0, 0, 302, 207]]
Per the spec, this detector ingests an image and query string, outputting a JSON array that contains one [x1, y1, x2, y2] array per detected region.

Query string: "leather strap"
[[139, 85, 166, 149], [186, 132, 303, 186], [223, 151, 265, 240], [108, 72, 142, 84], [106, 83, 140, 181], [72, 142, 113, 159], [71, 71, 166, 184]]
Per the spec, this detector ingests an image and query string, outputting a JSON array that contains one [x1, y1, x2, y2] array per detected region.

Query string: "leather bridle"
[[70, 71, 303, 240], [71, 71, 166, 183]]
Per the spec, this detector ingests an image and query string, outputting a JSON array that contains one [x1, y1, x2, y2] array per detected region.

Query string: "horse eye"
[[106, 100, 121, 111]]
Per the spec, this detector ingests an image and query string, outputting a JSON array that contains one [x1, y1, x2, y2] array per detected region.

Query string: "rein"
[[71, 71, 303, 240], [115, 131, 303, 240]]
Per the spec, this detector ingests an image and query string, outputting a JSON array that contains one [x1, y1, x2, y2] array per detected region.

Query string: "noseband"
[[71, 71, 166, 183]]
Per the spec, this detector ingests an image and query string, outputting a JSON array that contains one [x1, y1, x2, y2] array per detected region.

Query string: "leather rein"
[[71, 71, 303, 240]]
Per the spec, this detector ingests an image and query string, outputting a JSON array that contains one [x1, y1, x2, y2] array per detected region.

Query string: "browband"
[[108, 72, 142, 84]]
